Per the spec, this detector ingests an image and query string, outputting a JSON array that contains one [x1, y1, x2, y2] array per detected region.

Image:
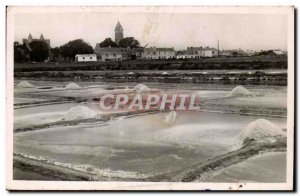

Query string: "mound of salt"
[[238, 119, 286, 146], [228, 85, 251, 97], [17, 81, 35, 88], [61, 105, 98, 121], [162, 71, 169, 75], [65, 82, 81, 89], [133, 84, 150, 93]]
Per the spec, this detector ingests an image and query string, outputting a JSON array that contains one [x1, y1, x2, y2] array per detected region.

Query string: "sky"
[[13, 7, 288, 51]]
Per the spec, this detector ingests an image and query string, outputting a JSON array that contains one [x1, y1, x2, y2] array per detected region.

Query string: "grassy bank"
[[15, 55, 287, 72], [15, 70, 287, 86]]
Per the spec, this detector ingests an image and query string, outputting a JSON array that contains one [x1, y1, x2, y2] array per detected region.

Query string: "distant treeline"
[[15, 56, 287, 72], [14, 37, 141, 63]]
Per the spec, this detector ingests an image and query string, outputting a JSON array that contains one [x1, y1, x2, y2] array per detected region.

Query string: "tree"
[[29, 41, 49, 62], [99, 38, 118, 48], [59, 39, 93, 61], [256, 50, 276, 56], [118, 37, 140, 48], [14, 42, 31, 63], [50, 47, 60, 61], [14, 43, 23, 62], [231, 51, 240, 57]]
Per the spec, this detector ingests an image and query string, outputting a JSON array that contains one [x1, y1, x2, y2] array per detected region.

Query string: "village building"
[[141, 47, 176, 60], [220, 49, 246, 57], [23, 33, 50, 47], [94, 21, 138, 62], [176, 50, 197, 59], [244, 50, 255, 56], [176, 47, 219, 59], [176, 51, 187, 59], [75, 54, 97, 62], [94, 44, 127, 62], [20, 33, 51, 62], [186, 47, 219, 58], [273, 49, 286, 55], [127, 47, 144, 60], [219, 50, 233, 57]]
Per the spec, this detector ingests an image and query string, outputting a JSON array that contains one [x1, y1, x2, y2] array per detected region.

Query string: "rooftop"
[[144, 47, 175, 52], [96, 47, 127, 52], [75, 54, 97, 57], [187, 47, 218, 51]]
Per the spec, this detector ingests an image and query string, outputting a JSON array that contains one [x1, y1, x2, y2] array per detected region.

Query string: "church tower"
[[40, 33, 45, 41], [115, 21, 123, 44], [28, 33, 33, 43]]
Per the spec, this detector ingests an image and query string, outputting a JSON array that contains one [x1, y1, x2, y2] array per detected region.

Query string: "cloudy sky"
[[12, 7, 288, 51]]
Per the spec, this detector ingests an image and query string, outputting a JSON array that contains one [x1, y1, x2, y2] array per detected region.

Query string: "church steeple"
[[40, 33, 45, 40], [115, 21, 123, 31], [28, 33, 33, 42], [115, 21, 123, 44]]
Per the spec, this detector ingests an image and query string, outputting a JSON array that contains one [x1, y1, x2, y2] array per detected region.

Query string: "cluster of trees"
[[14, 41, 50, 62], [14, 42, 29, 62], [99, 37, 140, 48], [14, 36, 141, 63], [255, 50, 278, 56], [29, 41, 50, 62], [51, 39, 94, 61], [14, 39, 94, 63]]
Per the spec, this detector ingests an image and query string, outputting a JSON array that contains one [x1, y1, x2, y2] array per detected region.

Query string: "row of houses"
[[176, 47, 219, 59], [75, 21, 286, 62], [75, 46, 219, 62]]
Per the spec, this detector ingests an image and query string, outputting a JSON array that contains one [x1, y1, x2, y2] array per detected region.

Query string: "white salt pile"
[[162, 71, 169, 75], [65, 82, 81, 89], [127, 72, 134, 75], [17, 81, 35, 88], [133, 84, 150, 93], [228, 85, 251, 97], [237, 119, 286, 146], [61, 105, 98, 121]]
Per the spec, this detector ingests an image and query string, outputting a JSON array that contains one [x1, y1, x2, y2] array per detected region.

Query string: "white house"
[[187, 47, 219, 58], [176, 51, 188, 59], [176, 54, 186, 59], [75, 54, 97, 62], [273, 49, 285, 55], [94, 44, 127, 62], [141, 47, 176, 60], [176, 54, 195, 59]]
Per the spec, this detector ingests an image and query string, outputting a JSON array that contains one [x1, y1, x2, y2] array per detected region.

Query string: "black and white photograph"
[[6, 6, 294, 191]]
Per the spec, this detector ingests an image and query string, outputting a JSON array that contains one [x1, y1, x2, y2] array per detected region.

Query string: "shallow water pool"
[[14, 111, 286, 176]]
